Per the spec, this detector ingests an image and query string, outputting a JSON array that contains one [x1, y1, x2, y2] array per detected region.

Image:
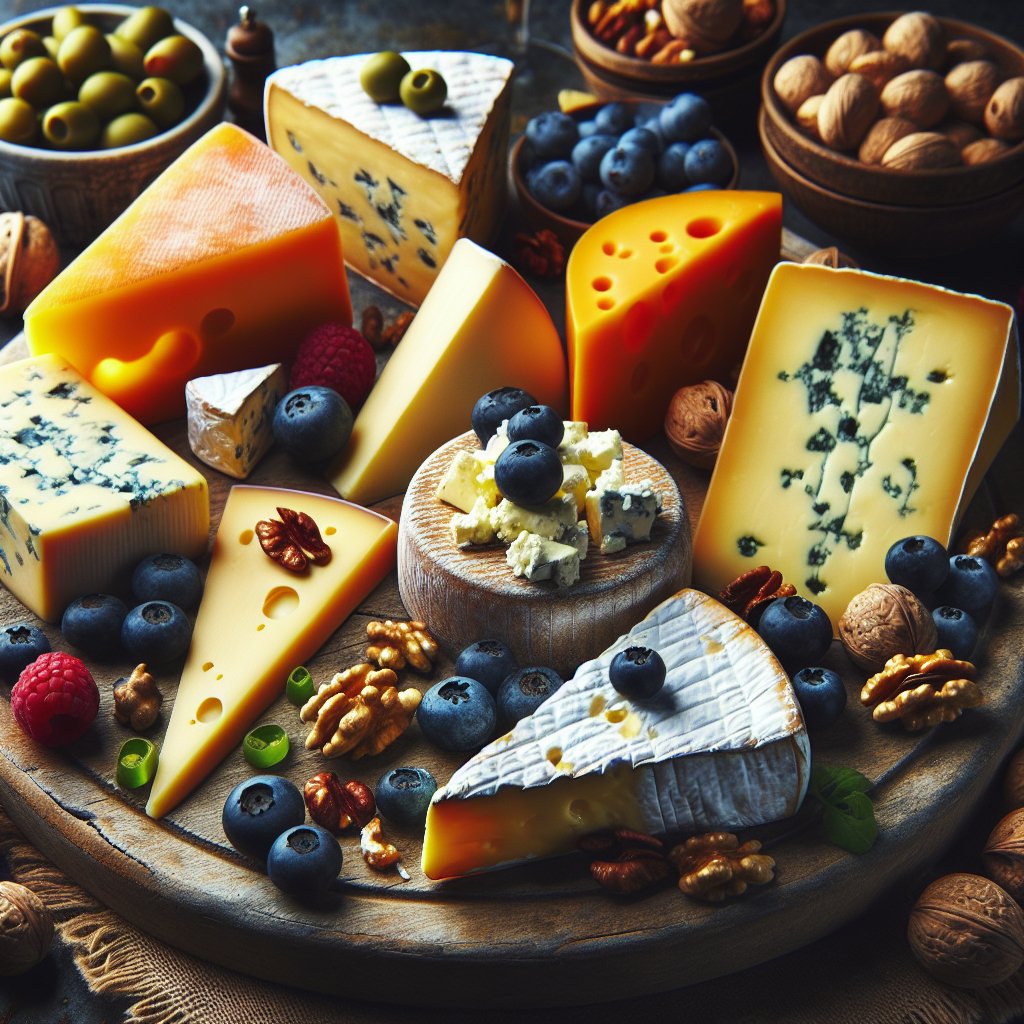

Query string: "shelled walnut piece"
[[669, 832, 775, 901], [962, 513, 1024, 577], [112, 663, 162, 731], [365, 619, 438, 673], [360, 816, 409, 879]]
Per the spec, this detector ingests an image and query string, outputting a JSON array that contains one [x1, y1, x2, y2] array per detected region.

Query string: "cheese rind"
[[265, 52, 513, 306], [422, 588, 809, 879], [146, 485, 397, 819], [0, 354, 209, 622], [24, 123, 351, 424], [693, 263, 1021, 628]]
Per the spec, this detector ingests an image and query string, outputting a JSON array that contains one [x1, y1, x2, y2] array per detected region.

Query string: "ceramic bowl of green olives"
[[0, 4, 226, 247]]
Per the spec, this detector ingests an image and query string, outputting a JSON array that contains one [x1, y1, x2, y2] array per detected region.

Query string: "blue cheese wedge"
[[421, 588, 810, 879], [506, 531, 581, 587], [265, 51, 513, 306]]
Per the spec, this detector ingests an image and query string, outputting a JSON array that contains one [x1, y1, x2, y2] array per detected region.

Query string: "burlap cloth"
[[3, 802, 1024, 1024]]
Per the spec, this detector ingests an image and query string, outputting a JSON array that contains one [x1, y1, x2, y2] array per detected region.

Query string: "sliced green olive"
[[135, 75, 182, 128], [285, 665, 315, 707], [143, 34, 202, 86], [0, 29, 48, 71], [242, 724, 290, 769], [115, 6, 174, 54], [42, 99, 100, 149], [359, 51, 410, 103], [100, 111, 157, 148], [0, 96, 37, 144], [57, 24, 112, 85], [12, 56, 66, 108], [79, 70, 137, 121], [116, 737, 159, 789]]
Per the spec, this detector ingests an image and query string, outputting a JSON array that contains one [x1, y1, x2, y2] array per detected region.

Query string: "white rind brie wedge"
[[421, 588, 811, 880]]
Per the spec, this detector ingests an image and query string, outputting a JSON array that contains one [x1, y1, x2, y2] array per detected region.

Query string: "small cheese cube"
[[506, 531, 580, 588], [451, 497, 498, 548], [586, 482, 661, 555], [558, 463, 590, 515], [436, 449, 499, 513], [491, 494, 578, 545], [574, 429, 623, 482]]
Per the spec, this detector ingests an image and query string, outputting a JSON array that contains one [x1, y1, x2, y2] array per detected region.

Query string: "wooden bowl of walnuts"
[[759, 11, 1024, 221]]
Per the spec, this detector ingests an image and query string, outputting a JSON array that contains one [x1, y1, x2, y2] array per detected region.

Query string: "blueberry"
[[375, 766, 437, 828], [454, 638, 519, 696], [657, 141, 691, 190], [527, 159, 581, 211], [581, 181, 604, 217], [885, 535, 949, 595], [524, 110, 578, 159], [757, 596, 832, 671], [471, 387, 536, 446], [121, 601, 191, 665], [659, 92, 712, 142], [599, 144, 655, 196], [683, 138, 732, 186], [571, 132, 617, 181], [619, 125, 661, 156], [609, 646, 666, 700], [222, 774, 305, 862], [635, 114, 667, 150], [791, 666, 847, 730], [494, 439, 563, 506], [932, 606, 979, 660], [0, 623, 49, 683], [62, 593, 128, 658], [935, 555, 999, 624], [418, 676, 497, 751], [593, 188, 631, 218], [685, 182, 719, 191], [577, 118, 600, 139], [272, 386, 353, 466], [506, 405, 564, 448], [594, 101, 633, 135], [132, 553, 203, 610], [267, 824, 342, 901], [498, 666, 564, 725]]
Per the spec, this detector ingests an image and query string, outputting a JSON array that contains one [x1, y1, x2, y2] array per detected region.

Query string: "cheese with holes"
[[24, 123, 351, 425], [328, 239, 566, 505], [693, 263, 1020, 629], [421, 587, 809, 879], [0, 355, 208, 622], [146, 485, 397, 818], [265, 51, 513, 306], [565, 191, 782, 440]]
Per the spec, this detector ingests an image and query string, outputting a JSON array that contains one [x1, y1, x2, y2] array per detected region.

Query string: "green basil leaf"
[[809, 764, 879, 855]]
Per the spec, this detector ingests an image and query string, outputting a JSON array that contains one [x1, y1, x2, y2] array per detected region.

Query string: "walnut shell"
[[881, 69, 949, 128], [985, 77, 1024, 142], [858, 116, 916, 164], [664, 380, 733, 469], [796, 94, 825, 139], [0, 881, 53, 976], [818, 73, 879, 151], [1004, 748, 1024, 811], [882, 131, 961, 170], [909, 873, 1024, 988], [945, 60, 1001, 124], [0, 212, 60, 318], [662, 0, 743, 50], [962, 137, 1010, 165], [983, 809, 1024, 904], [773, 54, 832, 114], [883, 11, 946, 71], [945, 38, 990, 69], [824, 29, 881, 78], [838, 582, 937, 672], [939, 119, 984, 149], [848, 49, 909, 91]]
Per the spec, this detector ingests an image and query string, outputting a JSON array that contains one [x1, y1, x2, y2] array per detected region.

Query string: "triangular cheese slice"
[[565, 190, 781, 440], [328, 238, 567, 505], [421, 588, 810, 879], [24, 123, 351, 424], [146, 485, 397, 819]]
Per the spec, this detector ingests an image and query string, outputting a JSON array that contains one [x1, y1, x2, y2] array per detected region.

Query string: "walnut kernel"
[[945, 60, 1001, 124], [983, 809, 1024, 905], [880, 69, 949, 128], [818, 73, 879, 151], [113, 663, 162, 731], [838, 583, 937, 672], [773, 54, 832, 114], [881, 131, 960, 170], [985, 77, 1024, 141], [0, 881, 53, 976], [663, 379, 733, 469], [858, 116, 916, 164], [883, 11, 945, 71], [824, 29, 880, 78]]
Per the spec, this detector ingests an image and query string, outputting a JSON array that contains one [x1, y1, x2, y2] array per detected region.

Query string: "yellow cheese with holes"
[[565, 190, 781, 440], [146, 485, 397, 819], [24, 123, 351, 425], [328, 238, 567, 505], [693, 263, 1020, 628]]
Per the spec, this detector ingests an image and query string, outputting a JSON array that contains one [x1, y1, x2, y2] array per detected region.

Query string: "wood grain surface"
[[398, 431, 691, 675]]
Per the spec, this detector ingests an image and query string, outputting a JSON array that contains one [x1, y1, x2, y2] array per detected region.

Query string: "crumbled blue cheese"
[[558, 462, 590, 514], [506, 530, 580, 588], [586, 477, 661, 554], [436, 449, 497, 513], [491, 494, 578, 545], [572, 429, 623, 482], [450, 496, 498, 548]]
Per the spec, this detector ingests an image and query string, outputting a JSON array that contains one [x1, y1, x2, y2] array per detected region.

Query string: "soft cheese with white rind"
[[265, 52, 513, 305], [0, 354, 209, 622], [421, 588, 809, 879]]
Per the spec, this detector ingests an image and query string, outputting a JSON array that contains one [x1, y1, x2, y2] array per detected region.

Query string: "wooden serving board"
[[397, 431, 691, 676]]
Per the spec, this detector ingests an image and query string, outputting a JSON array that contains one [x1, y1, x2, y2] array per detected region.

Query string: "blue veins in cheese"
[[185, 363, 286, 479], [265, 51, 514, 306], [0, 354, 209, 622], [507, 531, 581, 588], [586, 461, 662, 554]]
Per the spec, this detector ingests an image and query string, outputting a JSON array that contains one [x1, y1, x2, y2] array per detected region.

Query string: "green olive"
[[42, 35, 60, 61], [57, 25, 112, 85], [360, 51, 411, 103], [12, 57, 66, 109], [100, 110, 157, 148], [0, 68, 12, 99], [105, 33, 144, 80], [42, 99, 100, 148], [143, 34, 202, 86], [51, 7, 87, 43], [0, 96, 37, 143], [135, 75, 182, 129], [79, 70, 137, 121], [115, 6, 174, 54], [399, 67, 447, 116], [0, 29, 48, 71]]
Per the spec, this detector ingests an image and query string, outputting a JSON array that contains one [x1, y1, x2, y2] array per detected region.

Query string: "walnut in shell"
[[881, 131, 961, 170], [858, 116, 916, 164], [773, 54, 832, 114], [824, 29, 880, 78], [848, 49, 908, 91], [883, 11, 946, 71], [908, 873, 1024, 988], [0, 212, 60, 318], [945, 38, 989, 68], [838, 582, 937, 672], [880, 69, 949, 128], [664, 380, 733, 469], [796, 94, 825, 139], [962, 137, 1010, 165], [0, 881, 53, 976], [1004, 748, 1024, 811], [945, 60, 1001, 124], [818, 73, 879, 151], [983, 809, 1024, 905], [939, 119, 984, 149], [985, 77, 1024, 142]]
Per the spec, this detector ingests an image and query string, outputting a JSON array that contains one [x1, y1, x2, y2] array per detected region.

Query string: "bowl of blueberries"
[[513, 92, 738, 246]]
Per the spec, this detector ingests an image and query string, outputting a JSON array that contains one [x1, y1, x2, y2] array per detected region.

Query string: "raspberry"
[[11, 652, 99, 748], [289, 323, 376, 411]]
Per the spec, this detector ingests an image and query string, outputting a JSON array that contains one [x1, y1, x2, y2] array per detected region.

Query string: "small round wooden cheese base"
[[397, 432, 693, 675]]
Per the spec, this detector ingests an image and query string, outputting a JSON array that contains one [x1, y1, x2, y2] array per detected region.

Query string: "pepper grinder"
[[225, 5, 276, 140]]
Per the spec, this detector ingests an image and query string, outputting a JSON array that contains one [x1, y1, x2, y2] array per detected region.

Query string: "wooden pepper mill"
[[225, 5, 276, 140]]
